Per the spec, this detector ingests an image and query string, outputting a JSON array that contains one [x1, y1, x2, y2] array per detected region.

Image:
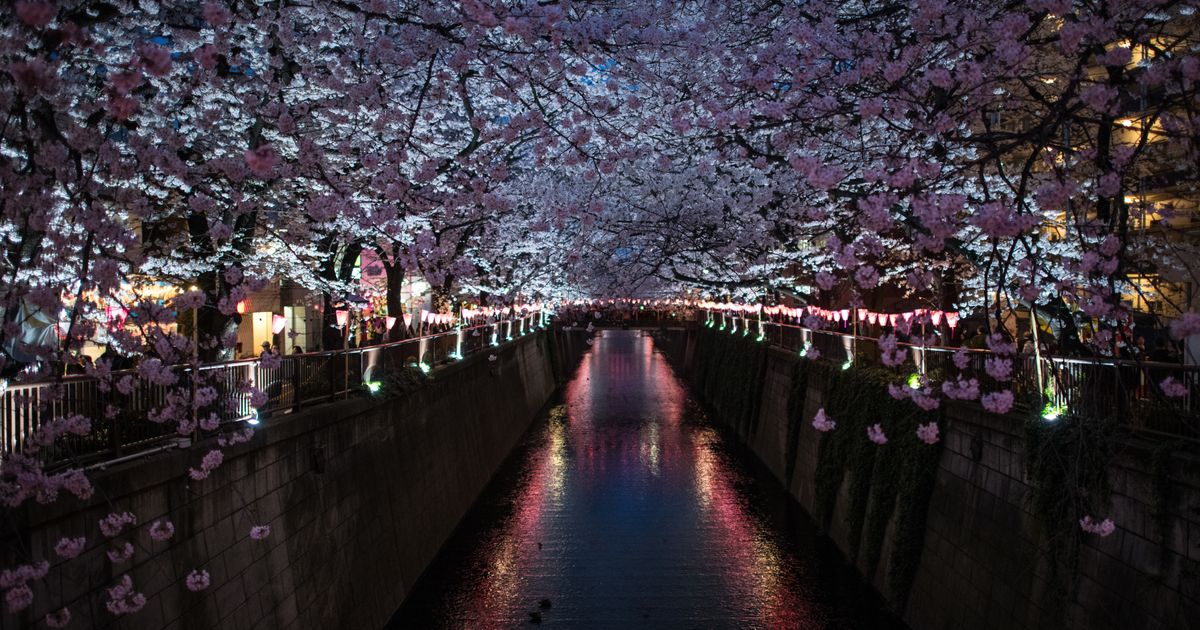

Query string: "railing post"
[[292, 357, 302, 412]]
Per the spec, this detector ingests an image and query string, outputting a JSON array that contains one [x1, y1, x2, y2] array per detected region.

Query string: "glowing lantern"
[[402, 313, 413, 328], [931, 311, 944, 326], [902, 311, 914, 322], [385, 316, 397, 330], [857, 309, 868, 321], [236, 300, 248, 315], [335, 310, 349, 327], [838, 309, 850, 322], [272, 314, 286, 335], [867, 312, 878, 325], [945, 312, 960, 329], [888, 314, 898, 327]]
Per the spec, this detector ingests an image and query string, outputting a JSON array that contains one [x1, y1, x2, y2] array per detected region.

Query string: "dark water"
[[389, 330, 907, 629]]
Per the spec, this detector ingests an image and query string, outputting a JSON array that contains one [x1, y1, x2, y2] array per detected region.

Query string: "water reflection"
[[390, 330, 905, 629]]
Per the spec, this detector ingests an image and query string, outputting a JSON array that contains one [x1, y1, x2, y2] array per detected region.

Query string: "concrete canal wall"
[[5, 331, 561, 630], [682, 327, 1200, 630]]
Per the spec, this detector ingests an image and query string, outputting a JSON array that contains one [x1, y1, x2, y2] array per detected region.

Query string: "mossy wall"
[[684, 326, 1200, 630]]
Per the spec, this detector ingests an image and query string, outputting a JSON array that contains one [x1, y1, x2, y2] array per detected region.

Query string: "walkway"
[[390, 329, 903, 629]]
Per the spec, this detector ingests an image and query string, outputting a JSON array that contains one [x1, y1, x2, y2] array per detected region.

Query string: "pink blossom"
[[106, 542, 134, 563], [244, 144, 279, 178], [811, 408, 836, 432], [218, 427, 255, 447], [879, 334, 907, 367], [952, 349, 972, 370], [911, 387, 940, 411], [185, 569, 211, 592], [942, 377, 980, 401], [202, 1, 231, 26], [149, 520, 175, 542], [1080, 516, 1116, 537], [887, 383, 911, 400], [45, 607, 71, 628], [194, 44, 220, 70], [249, 388, 269, 408], [138, 43, 172, 77], [188, 449, 225, 480], [815, 271, 836, 291], [1160, 377, 1188, 398], [55, 536, 86, 559], [8, 58, 55, 95], [99, 511, 137, 538], [866, 423, 888, 445], [986, 334, 1016, 355], [0, 561, 49, 590], [981, 390, 1014, 415], [5, 584, 33, 613], [984, 357, 1013, 381], [1170, 313, 1200, 339], [15, 1, 56, 28], [105, 575, 146, 615], [916, 422, 940, 445]]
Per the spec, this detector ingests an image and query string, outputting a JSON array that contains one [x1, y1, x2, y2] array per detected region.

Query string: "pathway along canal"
[[389, 329, 907, 629]]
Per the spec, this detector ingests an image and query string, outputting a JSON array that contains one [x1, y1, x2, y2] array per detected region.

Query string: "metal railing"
[[705, 312, 1199, 438], [1, 314, 544, 466]]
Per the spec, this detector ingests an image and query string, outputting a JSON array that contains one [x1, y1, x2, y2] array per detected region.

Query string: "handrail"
[[553, 307, 1198, 437], [1, 314, 544, 466]]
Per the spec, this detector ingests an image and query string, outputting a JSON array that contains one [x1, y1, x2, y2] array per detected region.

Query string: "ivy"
[[1023, 412, 1117, 615], [808, 362, 943, 606], [700, 332, 943, 609], [693, 327, 768, 438]]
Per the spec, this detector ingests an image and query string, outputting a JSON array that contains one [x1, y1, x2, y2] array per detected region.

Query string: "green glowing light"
[[1041, 401, 1066, 421], [841, 360, 852, 370], [756, 334, 765, 342], [907, 373, 922, 389], [419, 363, 431, 374], [366, 381, 382, 394]]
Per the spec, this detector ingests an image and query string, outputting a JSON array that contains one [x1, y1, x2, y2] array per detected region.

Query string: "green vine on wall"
[[698, 326, 944, 610], [808, 362, 943, 607], [694, 327, 768, 438], [1023, 411, 1117, 616]]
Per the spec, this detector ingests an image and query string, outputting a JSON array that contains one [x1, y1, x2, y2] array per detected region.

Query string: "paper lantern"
[[867, 312, 878, 325], [420, 309, 430, 324], [838, 309, 850, 322], [335, 309, 349, 327], [236, 300, 248, 315], [931, 311, 943, 326], [272, 314, 286, 334], [945, 312, 960, 329], [385, 316, 397, 330], [902, 311, 914, 322], [402, 313, 413, 328], [888, 314, 898, 327], [857, 309, 868, 321]]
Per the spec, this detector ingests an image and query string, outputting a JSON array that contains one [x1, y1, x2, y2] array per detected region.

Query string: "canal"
[[389, 329, 906, 629]]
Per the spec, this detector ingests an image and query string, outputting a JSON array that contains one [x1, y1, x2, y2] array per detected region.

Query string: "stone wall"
[[4, 332, 558, 630], [685, 329, 1200, 630]]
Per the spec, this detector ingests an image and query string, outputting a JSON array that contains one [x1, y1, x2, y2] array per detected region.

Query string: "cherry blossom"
[[916, 423, 941, 446], [981, 391, 1015, 415], [149, 520, 175, 542], [866, 424, 888, 445], [811, 408, 837, 433], [185, 569, 211, 592], [1079, 516, 1117, 537]]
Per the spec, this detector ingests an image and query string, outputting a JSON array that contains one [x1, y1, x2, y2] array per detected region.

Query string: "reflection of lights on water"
[[640, 421, 661, 475], [546, 415, 568, 503]]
